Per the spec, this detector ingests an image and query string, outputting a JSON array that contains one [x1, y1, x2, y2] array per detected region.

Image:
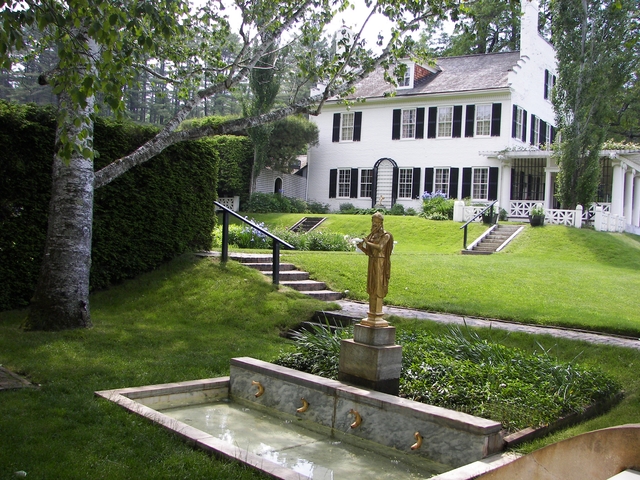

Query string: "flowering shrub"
[[212, 222, 356, 251], [420, 191, 455, 220]]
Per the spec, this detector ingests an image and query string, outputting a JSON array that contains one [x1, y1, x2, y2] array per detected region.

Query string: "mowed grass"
[[244, 214, 640, 336]]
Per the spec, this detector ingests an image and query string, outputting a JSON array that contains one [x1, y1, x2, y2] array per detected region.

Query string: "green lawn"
[[1, 217, 640, 477], [244, 214, 640, 336]]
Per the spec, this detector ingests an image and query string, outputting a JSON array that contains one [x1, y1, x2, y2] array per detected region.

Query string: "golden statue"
[[357, 212, 393, 327]]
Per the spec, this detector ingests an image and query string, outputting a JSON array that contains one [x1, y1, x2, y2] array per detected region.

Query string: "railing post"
[[574, 205, 583, 228], [463, 226, 468, 249], [221, 210, 229, 262], [272, 242, 280, 285]]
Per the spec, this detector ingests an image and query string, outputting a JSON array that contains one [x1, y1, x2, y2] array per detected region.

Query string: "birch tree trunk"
[[25, 32, 97, 331]]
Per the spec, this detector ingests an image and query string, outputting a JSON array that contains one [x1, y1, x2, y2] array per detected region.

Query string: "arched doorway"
[[274, 177, 283, 195], [372, 158, 398, 209]]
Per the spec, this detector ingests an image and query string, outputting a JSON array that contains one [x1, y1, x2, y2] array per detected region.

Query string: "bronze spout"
[[411, 431, 423, 450], [251, 380, 264, 398], [349, 408, 362, 428], [296, 398, 309, 413]]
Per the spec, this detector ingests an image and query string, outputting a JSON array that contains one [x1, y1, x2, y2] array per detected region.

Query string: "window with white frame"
[[399, 68, 411, 87], [437, 106, 453, 138], [434, 168, 450, 197], [401, 108, 416, 139], [360, 169, 373, 198], [532, 116, 540, 146], [338, 168, 351, 198], [475, 104, 492, 136], [472, 167, 489, 200], [514, 106, 524, 141], [340, 112, 355, 141], [398, 168, 413, 198], [546, 123, 552, 146]]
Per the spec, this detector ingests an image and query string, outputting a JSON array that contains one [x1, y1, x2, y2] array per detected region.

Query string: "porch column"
[[624, 168, 634, 225], [611, 162, 625, 218], [633, 173, 640, 228], [499, 160, 511, 214], [544, 169, 553, 209]]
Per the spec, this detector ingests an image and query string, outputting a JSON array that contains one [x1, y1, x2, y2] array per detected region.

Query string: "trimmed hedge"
[[0, 101, 220, 310]]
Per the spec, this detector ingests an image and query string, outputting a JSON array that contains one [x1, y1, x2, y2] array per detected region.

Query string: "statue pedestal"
[[338, 324, 402, 395]]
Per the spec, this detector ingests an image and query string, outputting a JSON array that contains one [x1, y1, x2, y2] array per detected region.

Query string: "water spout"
[[411, 432, 423, 450], [349, 408, 362, 428], [296, 398, 309, 413], [251, 380, 264, 398]]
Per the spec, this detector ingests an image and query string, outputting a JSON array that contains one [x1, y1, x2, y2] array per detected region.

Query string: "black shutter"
[[427, 106, 437, 138], [488, 167, 499, 201], [521, 110, 528, 142], [491, 103, 502, 137], [350, 168, 358, 198], [465, 105, 475, 137], [412, 167, 421, 199], [540, 120, 547, 145], [511, 105, 518, 138], [550, 125, 556, 144], [424, 167, 434, 193], [371, 166, 378, 208], [461, 167, 472, 199], [415, 107, 425, 139], [332, 114, 340, 142], [392, 109, 401, 140], [452, 105, 463, 138], [544, 69, 549, 99], [391, 167, 399, 205], [530, 114, 536, 145], [329, 169, 337, 198], [353, 112, 362, 141], [450, 167, 459, 199]]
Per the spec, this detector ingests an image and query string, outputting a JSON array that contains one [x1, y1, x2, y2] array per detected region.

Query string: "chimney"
[[520, 0, 540, 56]]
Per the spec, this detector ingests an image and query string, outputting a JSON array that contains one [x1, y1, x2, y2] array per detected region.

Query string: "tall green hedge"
[[0, 101, 222, 311]]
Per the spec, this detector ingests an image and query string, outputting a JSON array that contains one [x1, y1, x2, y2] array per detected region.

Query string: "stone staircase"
[[461, 224, 523, 255], [202, 252, 342, 301], [289, 217, 326, 233]]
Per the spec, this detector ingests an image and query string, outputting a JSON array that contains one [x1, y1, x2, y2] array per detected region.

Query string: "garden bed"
[[274, 323, 623, 435]]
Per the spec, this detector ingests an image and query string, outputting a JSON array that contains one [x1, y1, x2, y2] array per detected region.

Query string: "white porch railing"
[[593, 206, 625, 232], [545, 206, 583, 227], [509, 201, 539, 218], [462, 206, 487, 222]]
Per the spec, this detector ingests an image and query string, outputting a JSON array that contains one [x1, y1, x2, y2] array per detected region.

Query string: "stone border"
[[0, 366, 36, 391]]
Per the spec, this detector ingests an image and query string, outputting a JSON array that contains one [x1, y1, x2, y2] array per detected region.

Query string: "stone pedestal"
[[338, 324, 402, 395]]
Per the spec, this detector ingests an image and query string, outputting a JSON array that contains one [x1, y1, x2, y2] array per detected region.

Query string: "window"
[[434, 168, 450, 197], [398, 168, 413, 198], [360, 169, 373, 198], [472, 167, 489, 200], [546, 123, 552, 147], [532, 116, 540, 146], [514, 106, 524, 140], [437, 106, 453, 137], [399, 68, 411, 87], [338, 168, 351, 198], [475, 105, 492, 136], [340, 112, 355, 141], [332, 112, 361, 142], [402, 108, 416, 139]]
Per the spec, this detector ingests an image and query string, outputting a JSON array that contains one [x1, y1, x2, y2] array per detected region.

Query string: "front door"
[[374, 159, 394, 209]]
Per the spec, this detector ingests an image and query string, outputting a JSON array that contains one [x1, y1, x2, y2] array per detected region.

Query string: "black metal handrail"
[[214, 201, 295, 285], [459, 200, 498, 249]]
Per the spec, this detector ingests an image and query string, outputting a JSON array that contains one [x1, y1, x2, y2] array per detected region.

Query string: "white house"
[[305, 0, 640, 232]]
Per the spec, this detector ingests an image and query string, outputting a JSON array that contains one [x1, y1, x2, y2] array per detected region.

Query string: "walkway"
[[335, 300, 640, 351]]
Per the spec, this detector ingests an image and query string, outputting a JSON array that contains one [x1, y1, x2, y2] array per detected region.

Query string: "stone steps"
[[200, 251, 342, 301], [462, 224, 524, 255]]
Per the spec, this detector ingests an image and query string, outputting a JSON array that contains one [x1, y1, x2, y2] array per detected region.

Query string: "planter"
[[482, 213, 498, 225], [529, 214, 545, 226]]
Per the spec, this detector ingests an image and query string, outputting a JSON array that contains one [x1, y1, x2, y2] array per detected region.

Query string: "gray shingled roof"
[[348, 51, 521, 99]]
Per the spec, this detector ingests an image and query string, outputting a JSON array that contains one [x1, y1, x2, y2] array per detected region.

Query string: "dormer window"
[[400, 68, 411, 87]]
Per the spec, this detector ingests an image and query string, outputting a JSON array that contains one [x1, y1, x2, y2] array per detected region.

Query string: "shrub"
[[339, 202, 356, 213], [420, 191, 455, 220], [243, 192, 309, 213], [499, 208, 509, 221], [389, 203, 405, 216], [307, 200, 330, 214]]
